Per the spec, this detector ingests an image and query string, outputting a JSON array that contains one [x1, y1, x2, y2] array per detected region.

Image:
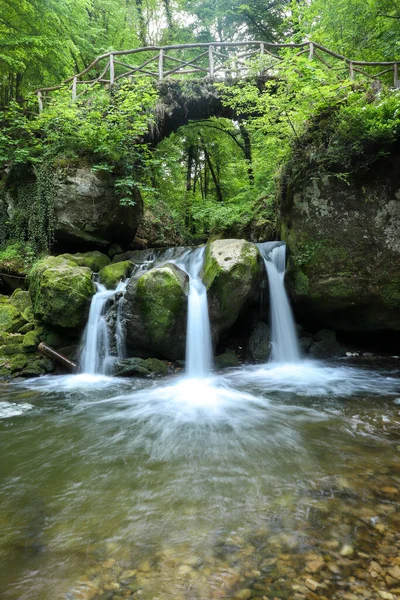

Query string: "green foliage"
[[0, 241, 36, 272]]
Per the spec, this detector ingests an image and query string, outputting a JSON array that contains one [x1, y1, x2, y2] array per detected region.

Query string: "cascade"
[[258, 242, 301, 363], [177, 247, 213, 377], [80, 279, 127, 374]]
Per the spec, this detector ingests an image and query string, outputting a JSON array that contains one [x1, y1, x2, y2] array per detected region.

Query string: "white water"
[[258, 242, 301, 363], [80, 280, 127, 375], [177, 247, 213, 377]]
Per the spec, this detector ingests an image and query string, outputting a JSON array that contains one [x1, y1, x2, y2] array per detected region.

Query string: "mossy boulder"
[[0, 299, 26, 333], [124, 263, 189, 359], [59, 251, 110, 272], [279, 150, 400, 332], [22, 329, 42, 353], [99, 260, 134, 290], [10, 289, 32, 313], [29, 256, 95, 330], [202, 239, 262, 338], [0, 333, 25, 355]]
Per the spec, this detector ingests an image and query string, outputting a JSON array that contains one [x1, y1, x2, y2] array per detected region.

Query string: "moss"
[[0, 333, 25, 356], [293, 269, 310, 296], [202, 240, 259, 328], [0, 301, 26, 333], [29, 256, 95, 329], [22, 329, 42, 353], [380, 280, 400, 308], [59, 251, 110, 272], [99, 260, 133, 289], [136, 266, 186, 344], [215, 351, 240, 368], [8, 354, 29, 373], [18, 322, 35, 334], [143, 358, 168, 376], [22, 306, 35, 323], [10, 289, 32, 313]]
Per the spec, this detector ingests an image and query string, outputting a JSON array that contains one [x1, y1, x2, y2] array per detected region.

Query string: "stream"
[[0, 362, 399, 600]]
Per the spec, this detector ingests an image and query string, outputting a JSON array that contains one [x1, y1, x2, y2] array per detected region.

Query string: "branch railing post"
[[209, 45, 214, 78], [349, 61, 354, 81], [309, 42, 314, 60], [37, 91, 43, 113], [394, 63, 399, 88], [158, 49, 164, 81], [110, 54, 115, 86], [72, 76, 77, 100]]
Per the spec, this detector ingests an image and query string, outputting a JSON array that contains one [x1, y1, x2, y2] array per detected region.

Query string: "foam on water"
[[227, 360, 400, 397], [0, 401, 33, 418]]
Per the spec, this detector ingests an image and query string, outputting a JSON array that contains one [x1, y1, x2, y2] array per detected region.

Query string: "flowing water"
[[80, 280, 128, 375], [0, 362, 399, 600], [1, 244, 400, 600], [176, 247, 213, 377], [258, 242, 301, 363]]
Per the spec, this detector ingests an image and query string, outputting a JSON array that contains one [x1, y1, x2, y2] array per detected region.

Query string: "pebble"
[[340, 544, 354, 556]]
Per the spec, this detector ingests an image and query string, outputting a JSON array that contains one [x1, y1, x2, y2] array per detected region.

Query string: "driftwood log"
[[38, 342, 76, 373]]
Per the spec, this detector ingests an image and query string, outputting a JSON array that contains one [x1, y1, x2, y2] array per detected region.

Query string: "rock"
[[315, 329, 337, 341], [59, 251, 110, 272], [0, 333, 25, 355], [387, 565, 400, 581], [233, 590, 252, 600], [247, 321, 271, 363], [98, 260, 134, 290], [29, 256, 95, 330], [113, 357, 168, 377], [108, 244, 123, 258], [0, 299, 26, 333], [8, 354, 29, 373], [340, 544, 354, 557], [279, 156, 400, 332], [124, 263, 189, 359], [22, 329, 42, 353], [4, 162, 143, 252], [215, 351, 240, 369], [203, 239, 261, 339], [305, 579, 320, 591], [309, 338, 346, 359], [9, 289, 32, 313]]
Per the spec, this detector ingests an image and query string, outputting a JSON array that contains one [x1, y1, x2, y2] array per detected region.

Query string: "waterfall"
[[258, 242, 300, 363], [80, 280, 127, 375], [177, 247, 213, 377]]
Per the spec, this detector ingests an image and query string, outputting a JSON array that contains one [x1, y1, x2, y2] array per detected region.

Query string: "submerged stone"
[[113, 357, 168, 377], [215, 351, 240, 369]]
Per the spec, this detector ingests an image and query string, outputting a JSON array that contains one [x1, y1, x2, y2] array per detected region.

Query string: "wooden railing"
[[36, 41, 400, 111]]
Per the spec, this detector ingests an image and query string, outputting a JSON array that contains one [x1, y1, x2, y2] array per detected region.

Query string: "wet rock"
[[247, 322, 271, 363], [309, 338, 346, 359], [124, 263, 188, 359], [113, 357, 168, 377], [215, 351, 240, 369], [203, 239, 262, 339], [29, 256, 95, 330], [98, 260, 134, 290]]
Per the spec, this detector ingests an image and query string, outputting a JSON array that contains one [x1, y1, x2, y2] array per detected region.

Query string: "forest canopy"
[[1, 0, 400, 252]]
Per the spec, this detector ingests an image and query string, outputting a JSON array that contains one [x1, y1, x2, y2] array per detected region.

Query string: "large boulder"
[[279, 154, 400, 332], [29, 256, 95, 330], [202, 239, 262, 338], [3, 162, 143, 252], [123, 263, 189, 359]]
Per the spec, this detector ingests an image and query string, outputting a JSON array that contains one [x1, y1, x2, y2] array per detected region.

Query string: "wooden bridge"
[[36, 40, 400, 111]]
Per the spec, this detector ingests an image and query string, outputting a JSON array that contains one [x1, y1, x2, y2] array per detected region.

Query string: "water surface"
[[0, 361, 399, 600]]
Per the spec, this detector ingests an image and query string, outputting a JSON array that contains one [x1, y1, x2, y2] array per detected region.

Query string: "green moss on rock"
[[203, 239, 261, 334], [29, 256, 95, 329], [59, 251, 110, 272], [10, 289, 32, 313], [99, 260, 133, 289], [136, 265, 187, 345], [0, 301, 26, 333], [22, 329, 42, 353], [8, 354, 29, 373]]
